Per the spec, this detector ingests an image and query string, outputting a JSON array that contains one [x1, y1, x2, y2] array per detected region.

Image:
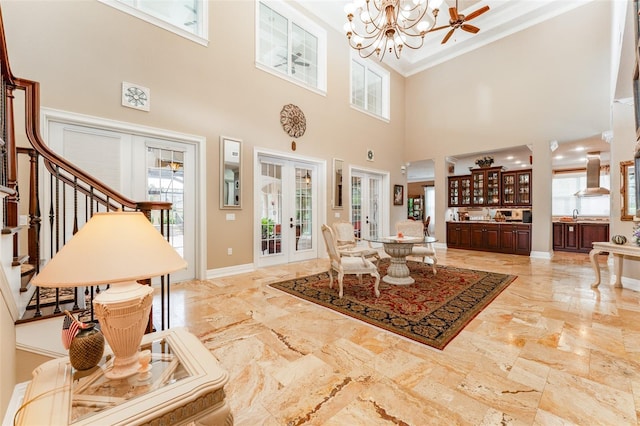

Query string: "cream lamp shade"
[[32, 211, 187, 379]]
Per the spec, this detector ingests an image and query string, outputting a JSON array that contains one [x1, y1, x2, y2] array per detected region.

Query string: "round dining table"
[[367, 235, 438, 285]]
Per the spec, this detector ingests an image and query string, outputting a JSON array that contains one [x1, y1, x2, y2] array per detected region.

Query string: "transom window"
[[552, 170, 610, 216], [256, 1, 327, 94], [350, 57, 390, 120], [99, 0, 208, 45]]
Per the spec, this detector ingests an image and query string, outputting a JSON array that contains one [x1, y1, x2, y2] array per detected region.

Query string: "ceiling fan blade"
[[441, 28, 455, 44], [429, 24, 452, 33], [461, 24, 480, 34], [449, 7, 459, 21], [465, 5, 490, 21]]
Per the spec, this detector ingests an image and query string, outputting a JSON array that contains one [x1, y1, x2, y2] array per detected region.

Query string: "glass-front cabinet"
[[501, 170, 531, 206], [472, 167, 501, 206], [448, 176, 472, 207]]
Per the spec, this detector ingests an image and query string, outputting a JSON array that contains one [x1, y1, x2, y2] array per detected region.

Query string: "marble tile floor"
[[158, 249, 640, 425]]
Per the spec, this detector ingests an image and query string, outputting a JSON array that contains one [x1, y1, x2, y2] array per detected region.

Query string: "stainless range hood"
[[574, 152, 610, 197]]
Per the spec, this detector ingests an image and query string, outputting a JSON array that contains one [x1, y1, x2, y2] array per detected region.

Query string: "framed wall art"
[[393, 184, 403, 206]]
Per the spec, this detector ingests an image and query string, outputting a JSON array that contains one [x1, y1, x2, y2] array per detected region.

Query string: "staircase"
[[0, 7, 173, 353]]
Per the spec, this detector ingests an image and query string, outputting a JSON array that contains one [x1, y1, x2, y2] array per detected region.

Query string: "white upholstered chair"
[[321, 224, 380, 298], [331, 221, 380, 266], [396, 220, 438, 275]]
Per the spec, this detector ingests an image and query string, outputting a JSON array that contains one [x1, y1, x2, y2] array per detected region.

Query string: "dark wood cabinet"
[[446, 222, 471, 248], [448, 167, 524, 208], [578, 223, 610, 252], [471, 167, 501, 206], [500, 223, 531, 255], [501, 170, 531, 206], [447, 222, 530, 255], [448, 176, 472, 207], [553, 222, 609, 253], [471, 223, 500, 250]]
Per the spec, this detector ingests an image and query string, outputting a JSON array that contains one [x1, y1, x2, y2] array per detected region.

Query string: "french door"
[[351, 171, 383, 240], [256, 155, 318, 266], [45, 119, 197, 282]]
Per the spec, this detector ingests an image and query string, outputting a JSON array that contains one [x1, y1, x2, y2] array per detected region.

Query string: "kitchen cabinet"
[[471, 167, 502, 206], [446, 222, 471, 248], [447, 176, 471, 207], [471, 223, 500, 250], [447, 222, 530, 255], [500, 223, 531, 255], [553, 222, 609, 253], [502, 169, 531, 206]]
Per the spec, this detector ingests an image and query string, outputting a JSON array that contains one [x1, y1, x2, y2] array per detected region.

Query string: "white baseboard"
[[207, 263, 255, 279], [530, 251, 552, 259]]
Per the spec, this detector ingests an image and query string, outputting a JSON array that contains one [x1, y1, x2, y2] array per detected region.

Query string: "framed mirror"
[[621, 160, 635, 220], [220, 136, 242, 209], [332, 158, 344, 209]]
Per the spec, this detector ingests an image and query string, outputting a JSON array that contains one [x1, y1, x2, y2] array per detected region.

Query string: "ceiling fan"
[[274, 52, 310, 74], [430, 0, 490, 44]]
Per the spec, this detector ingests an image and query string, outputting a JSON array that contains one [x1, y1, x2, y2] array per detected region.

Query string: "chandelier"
[[344, 0, 445, 60]]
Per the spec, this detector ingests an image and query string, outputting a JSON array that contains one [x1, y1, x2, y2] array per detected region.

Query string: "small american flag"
[[61, 312, 84, 350]]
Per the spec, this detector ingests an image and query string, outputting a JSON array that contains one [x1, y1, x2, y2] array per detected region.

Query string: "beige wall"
[[404, 1, 615, 251], [2, 1, 407, 270]]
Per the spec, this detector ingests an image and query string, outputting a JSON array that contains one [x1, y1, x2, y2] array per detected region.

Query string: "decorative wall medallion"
[[122, 82, 150, 111], [367, 149, 374, 162], [280, 104, 306, 138]]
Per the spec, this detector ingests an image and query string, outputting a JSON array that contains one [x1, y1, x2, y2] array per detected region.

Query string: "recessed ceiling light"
[[515, 160, 522, 164], [554, 155, 564, 160], [574, 146, 585, 152], [506, 156, 514, 160]]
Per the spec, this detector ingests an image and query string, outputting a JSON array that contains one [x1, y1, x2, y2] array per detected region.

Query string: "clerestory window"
[[256, 1, 327, 94], [350, 56, 390, 121], [99, 0, 208, 45]]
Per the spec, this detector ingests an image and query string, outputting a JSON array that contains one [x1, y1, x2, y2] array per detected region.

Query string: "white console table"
[[590, 241, 640, 288], [14, 327, 232, 425]]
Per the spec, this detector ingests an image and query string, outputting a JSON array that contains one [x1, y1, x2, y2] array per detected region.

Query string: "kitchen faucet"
[[572, 209, 579, 220]]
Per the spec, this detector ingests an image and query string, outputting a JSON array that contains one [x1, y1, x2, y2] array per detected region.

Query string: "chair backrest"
[[331, 221, 356, 246], [425, 216, 431, 228], [322, 224, 342, 264], [396, 220, 424, 238]]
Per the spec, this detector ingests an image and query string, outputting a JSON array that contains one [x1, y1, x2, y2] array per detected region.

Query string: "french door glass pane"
[[296, 167, 312, 250], [146, 147, 185, 257], [351, 176, 362, 238], [368, 178, 380, 239], [260, 162, 283, 255]]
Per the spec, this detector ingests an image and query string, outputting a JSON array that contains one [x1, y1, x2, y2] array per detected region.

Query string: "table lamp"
[[31, 211, 187, 379]]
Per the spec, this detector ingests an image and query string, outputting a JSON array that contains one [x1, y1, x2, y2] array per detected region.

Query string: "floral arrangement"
[[475, 156, 494, 168], [633, 223, 640, 246]]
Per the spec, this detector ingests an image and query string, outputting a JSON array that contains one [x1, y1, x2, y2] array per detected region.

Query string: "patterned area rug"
[[269, 259, 517, 350]]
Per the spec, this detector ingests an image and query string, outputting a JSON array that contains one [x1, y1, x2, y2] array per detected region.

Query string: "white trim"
[[530, 250, 553, 259], [207, 263, 256, 279], [2, 381, 29, 426], [40, 108, 207, 281], [98, 0, 209, 47]]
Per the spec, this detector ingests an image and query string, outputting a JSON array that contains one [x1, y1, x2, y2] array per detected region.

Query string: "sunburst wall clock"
[[280, 104, 306, 138], [122, 82, 150, 111]]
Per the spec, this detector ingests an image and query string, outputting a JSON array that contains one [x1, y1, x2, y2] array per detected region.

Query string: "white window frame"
[[99, 0, 209, 46], [350, 56, 390, 121], [552, 169, 611, 217], [255, 0, 327, 95]]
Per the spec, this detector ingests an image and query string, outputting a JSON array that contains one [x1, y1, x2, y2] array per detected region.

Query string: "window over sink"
[[552, 170, 610, 217]]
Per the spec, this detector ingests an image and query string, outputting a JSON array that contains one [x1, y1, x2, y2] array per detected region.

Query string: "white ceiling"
[[297, 0, 592, 77]]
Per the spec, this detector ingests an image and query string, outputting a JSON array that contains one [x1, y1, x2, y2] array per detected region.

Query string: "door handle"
[[290, 218, 294, 228]]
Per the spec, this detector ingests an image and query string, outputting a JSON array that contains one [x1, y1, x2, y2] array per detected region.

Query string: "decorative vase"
[[611, 235, 627, 245], [69, 322, 105, 371]]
